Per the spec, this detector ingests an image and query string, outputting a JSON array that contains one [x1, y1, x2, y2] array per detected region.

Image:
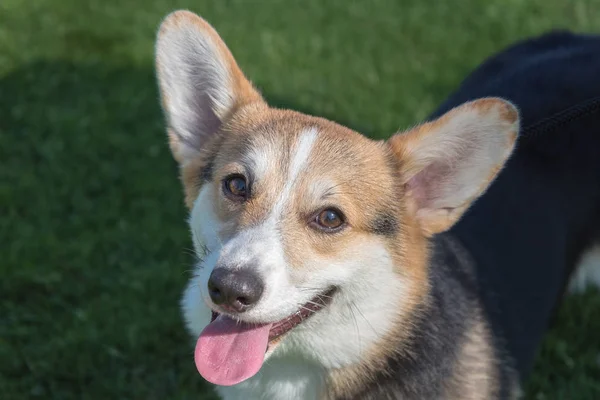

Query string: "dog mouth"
[[195, 287, 336, 386], [210, 287, 336, 343]]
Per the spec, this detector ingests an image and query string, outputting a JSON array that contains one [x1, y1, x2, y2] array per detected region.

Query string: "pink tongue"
[[195, 315, 273, 386]]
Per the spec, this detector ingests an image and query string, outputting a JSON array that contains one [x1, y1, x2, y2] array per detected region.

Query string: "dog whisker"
[[348, 302, 362, 354], [349, 300, 378, 336]]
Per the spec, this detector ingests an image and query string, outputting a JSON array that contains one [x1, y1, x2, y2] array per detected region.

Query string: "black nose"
[[208, 268, 264, 312]]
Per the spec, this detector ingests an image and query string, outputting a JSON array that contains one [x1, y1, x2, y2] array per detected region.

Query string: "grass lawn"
[[1, 0, 599, 398]]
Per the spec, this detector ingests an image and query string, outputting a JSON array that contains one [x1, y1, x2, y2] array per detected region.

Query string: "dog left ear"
[[389, 98, 519, 236]]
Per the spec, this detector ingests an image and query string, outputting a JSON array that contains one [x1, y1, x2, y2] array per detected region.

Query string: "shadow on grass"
[[0, 61, 598, 399], [0, 61, 216, 400], [0, 60, 366, 400]]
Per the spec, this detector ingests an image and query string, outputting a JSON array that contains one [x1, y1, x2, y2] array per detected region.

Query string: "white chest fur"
[[215, 356, 325, 400]]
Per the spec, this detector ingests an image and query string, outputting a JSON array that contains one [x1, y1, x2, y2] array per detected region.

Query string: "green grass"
[[1, 0, 599, 398]]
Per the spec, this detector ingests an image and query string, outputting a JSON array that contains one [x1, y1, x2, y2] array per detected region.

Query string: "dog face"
[[155, 10, 519, 388], [189, 113, 406, 320]]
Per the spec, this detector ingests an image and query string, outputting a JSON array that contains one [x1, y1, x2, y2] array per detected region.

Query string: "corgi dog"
[[154, 10, 600, 400]]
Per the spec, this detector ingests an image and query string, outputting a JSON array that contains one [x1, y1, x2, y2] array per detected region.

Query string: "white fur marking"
[[182, 185, 225, 338], [569, 245, 600, 293], [270, 128, 318, 218]]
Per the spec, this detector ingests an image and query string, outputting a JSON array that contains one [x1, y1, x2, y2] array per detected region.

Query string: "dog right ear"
[[388, 98, 519, 236], [155, 10, 264, 165]]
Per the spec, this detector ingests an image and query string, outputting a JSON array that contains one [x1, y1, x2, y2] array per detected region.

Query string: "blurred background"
[[1, 0, 599, 399]]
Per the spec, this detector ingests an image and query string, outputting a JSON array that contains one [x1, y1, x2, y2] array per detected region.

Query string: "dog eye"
[[223, 175, 248, 200], [313, 208, 345, 231]]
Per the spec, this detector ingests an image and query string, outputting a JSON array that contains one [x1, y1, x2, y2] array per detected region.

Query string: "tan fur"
[[443, 316, 500, 399]]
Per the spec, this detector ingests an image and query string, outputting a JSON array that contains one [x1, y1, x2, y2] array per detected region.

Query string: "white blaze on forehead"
[[227, 128, 319, 321], [290, 128, 319, 179], [242, 127, 318, 320], [270, 127, 318, 218]]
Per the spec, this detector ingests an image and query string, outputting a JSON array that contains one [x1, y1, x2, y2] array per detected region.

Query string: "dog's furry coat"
[[154, 12, 600, 398]]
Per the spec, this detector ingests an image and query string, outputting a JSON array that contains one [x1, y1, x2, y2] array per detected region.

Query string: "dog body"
[[433, 31, 600, 381], [155, 12, 600, 399]]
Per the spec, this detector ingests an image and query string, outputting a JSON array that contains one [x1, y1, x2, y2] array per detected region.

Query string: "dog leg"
[[568, 245, 600, 293]]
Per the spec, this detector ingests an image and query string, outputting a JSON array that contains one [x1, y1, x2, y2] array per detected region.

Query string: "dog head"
[[155, 10, 518, 388]]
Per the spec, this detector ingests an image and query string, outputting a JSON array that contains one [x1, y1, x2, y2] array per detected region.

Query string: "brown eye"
[[223, 175, 248, 200], [313, 208, 345, 231]]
